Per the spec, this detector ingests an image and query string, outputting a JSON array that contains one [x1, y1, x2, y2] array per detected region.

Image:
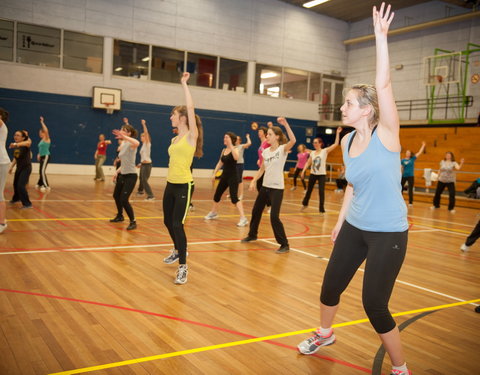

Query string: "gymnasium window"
[[0, 20, 13, 62], [219, 58, 248, 93], [255, 64, 282, 97], [17, 23, 60, 67], [282, 68, 309, 100], [186, 52, 217, 89], [151, 46, 185, 84], [309, 72, 322, 102], [113, 40, 149, 79], [63, 31, 103, 73]]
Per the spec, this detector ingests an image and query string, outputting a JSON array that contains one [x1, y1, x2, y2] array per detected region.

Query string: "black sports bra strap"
[[348, 126, 378, 153]]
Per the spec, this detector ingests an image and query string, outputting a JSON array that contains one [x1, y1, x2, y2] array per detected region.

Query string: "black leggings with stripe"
[[321, 221, 408, 334], [37, 155, 50, 188], [163, 181, 192, 264]]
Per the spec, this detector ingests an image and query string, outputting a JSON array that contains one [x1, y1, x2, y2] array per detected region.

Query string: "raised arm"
[[141, 119, 150, 143], [374, 3, 400, 149], [181, 73, 198, 145], [325, 127, 343, 154], [112, 129, 140, 148], [276, 117, 296, 153], [415, 141, 426, 158], [243, 133, 252, 149], [39, 116, 50, 142], [10, 138, 32, 149], [225, 135, 239, 161]]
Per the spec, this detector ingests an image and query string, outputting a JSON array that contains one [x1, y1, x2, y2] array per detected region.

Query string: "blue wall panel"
[[0, 88, 318, 171]]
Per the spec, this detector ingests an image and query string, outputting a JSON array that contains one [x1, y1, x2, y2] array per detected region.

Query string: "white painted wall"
[[0, 0, 349, 121], [346, 1, 480, 121]]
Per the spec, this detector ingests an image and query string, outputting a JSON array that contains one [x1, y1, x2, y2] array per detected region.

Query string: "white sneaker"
[[0, 222, 7, 234], [430, 206, 437, 210], [301, 205, 307, 212], [267, 208, 271, 214], [40, 186, 46, 193], [449, 209, 456, 214], [237, 217, 248, 227], [290, 186, 296, 191], [174, 264, 188, 284], [408, 203, 413, 207], [460, 243, 470, 252], [204, 212, 218, 220]]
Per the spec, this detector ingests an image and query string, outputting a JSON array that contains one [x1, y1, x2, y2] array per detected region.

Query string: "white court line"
[[413, 223, 468, 237], [3, 228, 475, 306]]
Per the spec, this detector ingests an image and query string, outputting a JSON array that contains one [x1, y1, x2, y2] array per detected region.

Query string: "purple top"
[[296, 152, 309, 169]]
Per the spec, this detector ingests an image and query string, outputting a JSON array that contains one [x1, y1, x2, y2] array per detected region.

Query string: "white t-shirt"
[[140, 142, 152, 163], [262, 144, 288, 189], [0, 124, 10, 165], [310, 149, 327, 175]]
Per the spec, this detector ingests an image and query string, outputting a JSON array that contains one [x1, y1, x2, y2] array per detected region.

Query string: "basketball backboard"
[[92, 87, 122, 114]]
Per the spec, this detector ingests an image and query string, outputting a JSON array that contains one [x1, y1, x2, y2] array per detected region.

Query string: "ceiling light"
[[114, 67, 123, 72], [303, 0, 330, 8], [142, 57, 150, 62], [325, 128, 333, 134], [261, 72, 278, 79]]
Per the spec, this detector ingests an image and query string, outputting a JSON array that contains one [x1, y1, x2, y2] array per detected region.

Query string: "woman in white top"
[[432, 151, 464, 212], [241, 117, 296, 253], [0, 108, 10, 234], [235, 133, 251, 200], [301, 127, 342, 213], [137, 119, 154, 200]]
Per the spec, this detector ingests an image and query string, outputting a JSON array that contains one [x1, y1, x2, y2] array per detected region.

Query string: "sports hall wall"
[[347, 1, 480, 120]]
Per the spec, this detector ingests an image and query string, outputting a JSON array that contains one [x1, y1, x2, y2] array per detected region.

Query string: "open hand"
[[373, 2, 394, 37], [181, 72, 190, 84]]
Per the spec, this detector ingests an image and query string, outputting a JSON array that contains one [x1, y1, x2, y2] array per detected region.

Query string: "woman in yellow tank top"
[[162, 72, 204, 285]]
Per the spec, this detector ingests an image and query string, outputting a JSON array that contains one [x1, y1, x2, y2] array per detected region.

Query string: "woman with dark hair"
[[431, 151, 464, 213], [290, 144, 309, 191], [301, 127, 342, 213], [9, 130, 33, 209], [37, 116, 51, 192], [162, 72, 204, 285], [298, 5, 412, 375], [400, 141, 425, 206], [110, 123, 139, 230], [0, 108, 10, 233], [241, 117, 296, 253], [204, 132, 248, 227], [94, 133, 111, 181]]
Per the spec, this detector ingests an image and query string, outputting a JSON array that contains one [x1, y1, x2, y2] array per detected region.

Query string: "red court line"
[[32, 206, 69, 227], [0, 288, 371, 373], [410, 243, 480, 262]]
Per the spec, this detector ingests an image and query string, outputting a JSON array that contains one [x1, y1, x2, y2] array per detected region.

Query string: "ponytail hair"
[[0, 107, 9, 122], [121, 124, 138, 138], [173, 105, 203, 158], [270, 126, 287, 145]]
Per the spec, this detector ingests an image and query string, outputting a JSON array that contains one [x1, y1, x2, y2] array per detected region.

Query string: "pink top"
[[257, 140, 270, 166], [296, 152, 309, 169]]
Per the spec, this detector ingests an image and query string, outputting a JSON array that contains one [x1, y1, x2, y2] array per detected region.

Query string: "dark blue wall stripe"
[[0, 88, 326, 171]]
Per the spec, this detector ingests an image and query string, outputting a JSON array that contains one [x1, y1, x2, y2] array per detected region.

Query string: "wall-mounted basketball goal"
[[92, 87, 122, 115], [423, 43, 480, 124]]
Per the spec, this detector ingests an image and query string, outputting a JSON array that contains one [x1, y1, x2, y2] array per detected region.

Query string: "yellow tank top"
[[167, 133, 195, 183]]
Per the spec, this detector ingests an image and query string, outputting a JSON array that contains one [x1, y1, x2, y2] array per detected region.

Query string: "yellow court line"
[[8, 211, 332, 223], [49, 298, 480, 375], [411, 221, 471, 235]]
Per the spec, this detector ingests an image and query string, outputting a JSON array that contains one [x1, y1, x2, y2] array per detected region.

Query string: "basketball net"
[[105, 103, 114, 115]]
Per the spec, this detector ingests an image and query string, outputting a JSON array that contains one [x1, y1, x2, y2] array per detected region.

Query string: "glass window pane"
[[17, 23, 60, 67], [186, 52, 217, 88], [255, 64, 282, 98], [151, 46, 184, 83], [113, 40, 149, 79], [282, 68, 308, 100], [309, 72, 321, 102], [219, 58, 247, 93], [0, 20, 14, 61], [63, 31, 103, 73]]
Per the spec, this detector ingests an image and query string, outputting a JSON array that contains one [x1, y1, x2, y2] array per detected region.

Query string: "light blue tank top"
[[343, 130, 408, 232], [38, 140, 50, 156]]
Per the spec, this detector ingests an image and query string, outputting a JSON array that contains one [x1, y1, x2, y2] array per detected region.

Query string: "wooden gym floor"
[[0, 174, 478, 375]]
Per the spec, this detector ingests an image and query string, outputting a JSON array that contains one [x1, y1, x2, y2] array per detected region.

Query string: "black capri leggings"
[[214, 174, 239, 204], [321, 221, 408, 334], [163, 181, 193, 264], [113, 173, 137, 222]]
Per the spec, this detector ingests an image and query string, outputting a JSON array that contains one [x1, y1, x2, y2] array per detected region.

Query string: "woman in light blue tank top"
[[298, 5, 411, 375], [37, 116, 51, 192]]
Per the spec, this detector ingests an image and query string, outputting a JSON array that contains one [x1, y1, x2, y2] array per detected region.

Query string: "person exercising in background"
[[401, 141, 425, 206], [37, 116, 51, 192]]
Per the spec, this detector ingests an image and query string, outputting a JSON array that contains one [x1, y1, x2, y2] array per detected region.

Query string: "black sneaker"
[[110, 215, 124, 223], [126, 221, 137, 230], [275, 245, 290, 254], [241, 236, 257, 243]]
